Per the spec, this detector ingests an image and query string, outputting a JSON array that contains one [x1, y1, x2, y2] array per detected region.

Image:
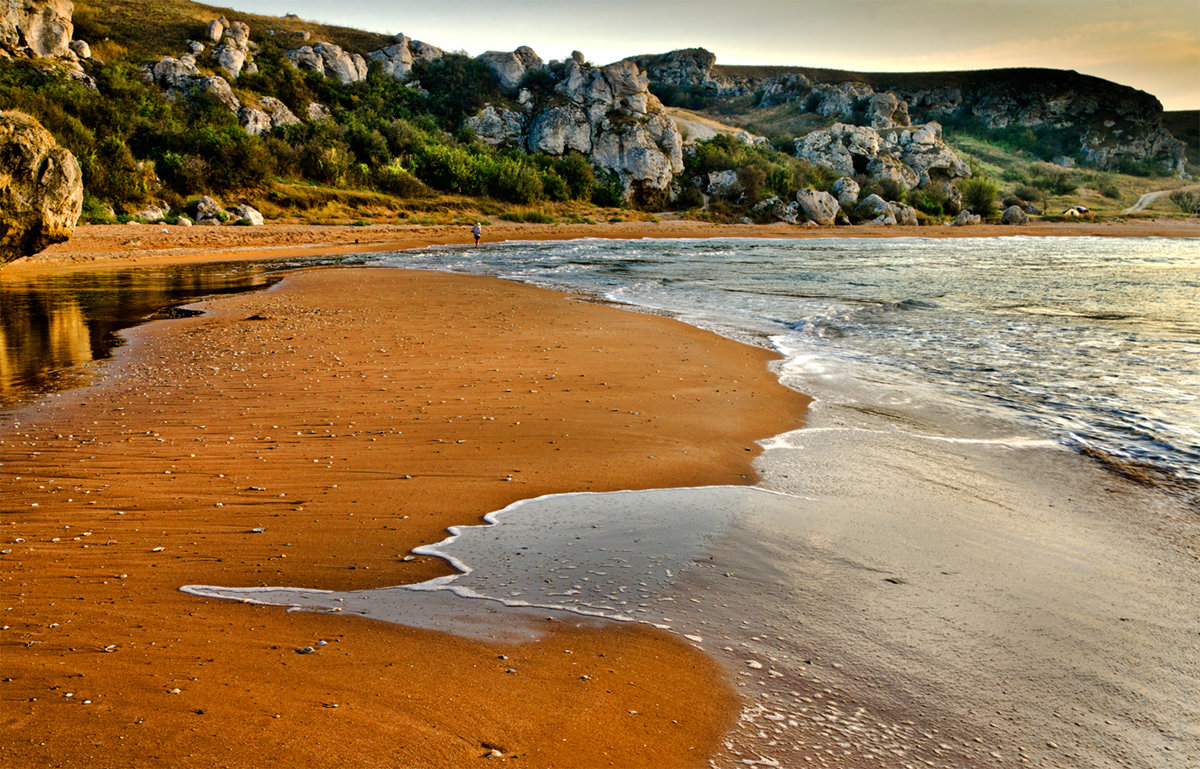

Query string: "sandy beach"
[[9, 216, 1200, 272], [0, 264, 808, 767], [3, 221, 1198, 767]]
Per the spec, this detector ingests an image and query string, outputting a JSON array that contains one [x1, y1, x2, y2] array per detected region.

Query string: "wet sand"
[[10, 217, 1200, 272], [0, 267, 808, 767]]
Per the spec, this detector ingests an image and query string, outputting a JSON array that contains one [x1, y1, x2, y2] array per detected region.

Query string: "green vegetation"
[[960, 175, 999, 218], [1169, 189, 1199, 213], [681, 133, 837, 216], [0, 40, 605, 222]]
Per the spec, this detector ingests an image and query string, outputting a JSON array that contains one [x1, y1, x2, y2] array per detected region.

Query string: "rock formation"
[[1000, 204, 1028, 225], [794, 121, 969, 207], [213, 19, 254, 79], [794, 189, 840, 225], [368, 33, 444, 82], [832, 176, 859, 208], [855, 193, 917, 226], [632, 49, 1187, 175], [286, 42, 367, 84], [0, 111, 83, 265], [465, 49, 684, 205], [478, 46, 543, 94], [1, 0, 72, 58]]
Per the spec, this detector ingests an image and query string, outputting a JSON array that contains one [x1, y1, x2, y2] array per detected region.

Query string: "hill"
[[0, 1, 1194, 239]]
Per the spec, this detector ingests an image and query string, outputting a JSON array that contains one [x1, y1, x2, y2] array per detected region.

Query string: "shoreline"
[[0, 267, 809, 767], [6, 216, 1200, 272]]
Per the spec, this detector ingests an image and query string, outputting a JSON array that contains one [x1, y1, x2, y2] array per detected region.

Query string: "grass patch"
[[498, 209, 556, 224]]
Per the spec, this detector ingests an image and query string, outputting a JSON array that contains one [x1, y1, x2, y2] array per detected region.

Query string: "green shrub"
[[1169, 189, 1199, 213], [908, 188, 946, 217], [960, 176, 999, 217], [592, 171, 625, 207], [675, 185, 705, 209], [557, 152, 596, 201]]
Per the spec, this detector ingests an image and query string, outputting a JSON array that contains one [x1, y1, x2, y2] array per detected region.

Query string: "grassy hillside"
[[0, 1, 1191, 227], [73, 0, 390, 63]]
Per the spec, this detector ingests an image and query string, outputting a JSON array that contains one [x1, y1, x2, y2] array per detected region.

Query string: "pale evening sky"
[[224, 0, 1200, 110]]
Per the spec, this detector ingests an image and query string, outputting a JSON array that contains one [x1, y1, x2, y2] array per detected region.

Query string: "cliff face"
[[635, 49, 1187, 175], [466, 51, 684, 206]]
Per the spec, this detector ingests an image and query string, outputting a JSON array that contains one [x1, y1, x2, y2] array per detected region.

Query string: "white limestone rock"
[[832, 176, 859, 209], [465, 105, 526, 147], [794, 189, 840, 226], [478, 46, 543, 94], [706, 169, 741, 198], [0, 0, 74, 58], [233, 203, 264, 226], [528, 104, 592, 155]]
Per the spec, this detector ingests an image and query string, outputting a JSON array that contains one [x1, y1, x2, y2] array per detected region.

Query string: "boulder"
[[892, 202, 919, 226], [68, 39, 89, 59], [369, 42, 413, 81], [952, 210, 981, 226], [185, 76, 241, 114], [285, 45, 322, 73], [287, 43, 367, 84], [1001, 204, 1028, 225], [316, 42, 367, 84], [478, 46, 543, 94], [368, 33, 442, 81], [193, 195, 226, 223], [306, 102, 331, 121], [464, 105, 526, 147], [260, 96, 300, 129], [223, 21, 250, 51], [206, 17, 226, 43], [239, 106, 271, 136], [706, 169, 741, 198], [176, 215, 193, 227], [130, 204, 170, 223], [856, 193, 896, 225], [832, 176, 859, 208], [795, 189, 840, 226], [215, 45, 247, 79], [795, 121, 970, 194], [151, 55, 201, 88], [751, 196, 799, 224], [0, 0, 73, 58], [233, 204, 264, 225], [0, 111, 83, 264]]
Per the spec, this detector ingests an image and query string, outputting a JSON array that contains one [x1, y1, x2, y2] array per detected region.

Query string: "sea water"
[[14, 237, 1193, 767]]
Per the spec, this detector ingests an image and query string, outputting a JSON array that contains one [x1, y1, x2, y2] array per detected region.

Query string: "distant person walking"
[[471, 222, 482, 247]]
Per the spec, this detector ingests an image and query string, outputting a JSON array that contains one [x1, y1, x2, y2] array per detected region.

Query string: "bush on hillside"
[[960, 176, 999, 217]]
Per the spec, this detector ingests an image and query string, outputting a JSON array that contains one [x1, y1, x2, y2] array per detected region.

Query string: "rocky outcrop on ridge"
[[465, 49, 684, 205], [794, 121, 970, 205], [478, 46, 543, 94], [286, 42, 367, 85], [893, 72, 1186, 174], [368, 33, 444, 82], [0, 110, 83, 264], [1, 0, 94, 85], [635, 49, 1187, 175], [208, 16, 256, 80]]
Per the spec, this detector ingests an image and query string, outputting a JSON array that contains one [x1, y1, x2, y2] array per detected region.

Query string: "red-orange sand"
[[0, 265, 808, 768], [15, 216, 1200, 271]]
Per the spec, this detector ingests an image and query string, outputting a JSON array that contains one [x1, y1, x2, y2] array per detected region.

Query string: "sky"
[[226, 0, 1200, 110]]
